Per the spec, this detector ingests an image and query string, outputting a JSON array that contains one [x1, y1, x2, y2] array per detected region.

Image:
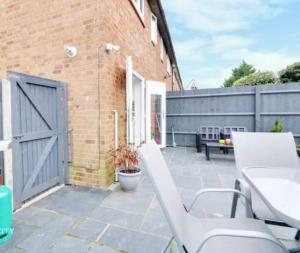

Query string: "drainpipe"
[[113, 110, 119, 182], [97, 43, 120, 173]]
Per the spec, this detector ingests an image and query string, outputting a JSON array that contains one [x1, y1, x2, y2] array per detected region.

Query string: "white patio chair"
[[231, 132, 300, 241], [139, 141, 287, 253]]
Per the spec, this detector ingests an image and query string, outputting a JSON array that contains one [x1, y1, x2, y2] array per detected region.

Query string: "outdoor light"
[[105, 43, 120, 53], [64, 46, 77, 58]]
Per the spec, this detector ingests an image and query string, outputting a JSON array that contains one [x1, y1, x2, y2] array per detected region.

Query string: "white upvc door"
[[126, 56, 145, 147], [146, 81, 166, 148]]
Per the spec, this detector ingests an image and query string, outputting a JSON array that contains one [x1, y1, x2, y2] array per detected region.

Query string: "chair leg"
[[230, 179, 240, 218], [163, 236, 175, 253], [295, 230, 300, 241]]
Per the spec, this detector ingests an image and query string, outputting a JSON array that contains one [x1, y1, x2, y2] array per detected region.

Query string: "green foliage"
[[270, 120, 283, 133], [233, 71, 278, 87], [279, 62, 300, 83], [223, 61, 256, 87]]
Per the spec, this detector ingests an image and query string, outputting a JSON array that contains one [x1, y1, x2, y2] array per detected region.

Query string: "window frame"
[[131, 0, 145, 22], [151, 13, 158, 44]]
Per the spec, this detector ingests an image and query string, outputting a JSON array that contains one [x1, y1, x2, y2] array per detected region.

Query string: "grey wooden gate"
[[9, 72, 68, 207]]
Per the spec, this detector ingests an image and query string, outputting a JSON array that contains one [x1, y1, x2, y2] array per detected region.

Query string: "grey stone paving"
[[1, 147, 299, 253]]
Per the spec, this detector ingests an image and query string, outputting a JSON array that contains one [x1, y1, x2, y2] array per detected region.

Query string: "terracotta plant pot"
[[118, 168, 142, 192]]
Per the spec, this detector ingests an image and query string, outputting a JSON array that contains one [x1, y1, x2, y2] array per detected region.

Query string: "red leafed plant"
[[109, 144, 140, 174]]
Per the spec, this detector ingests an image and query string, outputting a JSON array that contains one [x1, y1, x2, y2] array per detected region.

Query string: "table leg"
[[205, 145, 210, 160], [295, 230, 300, 241]]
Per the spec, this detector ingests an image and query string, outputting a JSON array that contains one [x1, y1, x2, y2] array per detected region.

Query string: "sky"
[[161, 0, 300, 89]]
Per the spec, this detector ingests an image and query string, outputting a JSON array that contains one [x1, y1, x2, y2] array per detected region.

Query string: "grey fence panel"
[[167, 83, 300, 147]]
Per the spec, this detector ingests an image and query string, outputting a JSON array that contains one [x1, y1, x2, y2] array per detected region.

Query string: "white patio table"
[[242, 167, 300, 230]]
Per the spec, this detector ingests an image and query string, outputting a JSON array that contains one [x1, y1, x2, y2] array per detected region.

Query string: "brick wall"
[[0, 0, 103, 187], [98, 0, 181, 185], [0, 0, 181, 188]]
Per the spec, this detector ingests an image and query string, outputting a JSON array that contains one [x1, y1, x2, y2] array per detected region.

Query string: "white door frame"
[[146, 81, 166, 148], [132, 71, 145, 146], [126, 56, 145, 146], [126, 56, 133, 144]]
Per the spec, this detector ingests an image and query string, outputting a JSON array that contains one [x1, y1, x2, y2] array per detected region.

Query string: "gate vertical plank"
[[56, 86, 63, 184], [22, 136, 57, 196], [62, 84, 69, 184]]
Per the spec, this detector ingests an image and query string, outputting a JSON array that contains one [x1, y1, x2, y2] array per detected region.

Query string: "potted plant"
[[110, 144, 142, 192]]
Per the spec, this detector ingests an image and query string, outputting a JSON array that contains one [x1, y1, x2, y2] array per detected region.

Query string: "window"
[[132, 0, 144, 18], [167, 56, 171, 75], [160, 38, 164, 61], [151, 14, 158, 44]]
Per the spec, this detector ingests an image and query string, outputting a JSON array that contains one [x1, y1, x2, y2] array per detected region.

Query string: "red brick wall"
[[0, 0, 103, 187], [0, 0, 181, 187], [98, 0, 181, 185]]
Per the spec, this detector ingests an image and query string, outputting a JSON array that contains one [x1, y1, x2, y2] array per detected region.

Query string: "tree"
[[223, 61, 256, 87], [279, 62, 300, 83], [233, 71, 278, 86]]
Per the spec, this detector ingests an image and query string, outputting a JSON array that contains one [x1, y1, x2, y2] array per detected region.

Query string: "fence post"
[[255, 86, 261, 132]]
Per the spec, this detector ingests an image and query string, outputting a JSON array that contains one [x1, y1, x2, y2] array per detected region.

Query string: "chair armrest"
[[187, 188, 251, 213], [197, 228, 288, 253], [235, 178, 252, 202]]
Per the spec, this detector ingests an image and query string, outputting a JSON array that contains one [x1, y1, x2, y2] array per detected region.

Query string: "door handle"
[[13, 134, 24, 140]]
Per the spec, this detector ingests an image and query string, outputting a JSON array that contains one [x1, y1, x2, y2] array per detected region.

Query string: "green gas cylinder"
[[0, 186, 13, 244]]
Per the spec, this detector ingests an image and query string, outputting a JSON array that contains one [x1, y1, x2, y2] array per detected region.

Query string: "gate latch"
[[13, 134, 24, 140]]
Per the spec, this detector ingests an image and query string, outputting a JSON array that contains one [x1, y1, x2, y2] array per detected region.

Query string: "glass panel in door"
[[150, 94, 162, 145], [146, 81, 166, 148]]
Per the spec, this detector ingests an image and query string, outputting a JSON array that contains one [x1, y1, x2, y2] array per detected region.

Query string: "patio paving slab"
[[5, 249, 26, 253], [34, 186, 110, 218], [89, 245, 120, 253], [90, 206, 144, 230], [1, 147, 300, 253], [14, 206, 60, 227], [100, 181, 154, 214], [0, 223, 40, 253], [68, 218, 107, 241], [140, 209, 172, 237], [99, 226, 168, 253], [17, 214, 76, 253], [48, 235, 90, 253]]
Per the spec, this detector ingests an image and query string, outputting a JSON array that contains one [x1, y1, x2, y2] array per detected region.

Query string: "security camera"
[[64, 46, 77, 58], [105, 43, 120, 53]]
